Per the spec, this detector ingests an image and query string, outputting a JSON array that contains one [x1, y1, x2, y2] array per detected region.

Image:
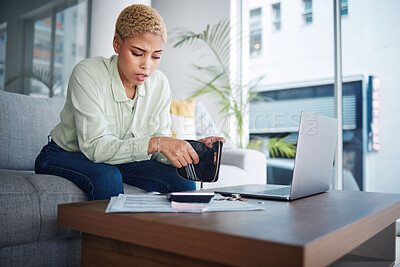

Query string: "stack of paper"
[[105, 194, 265, 213]]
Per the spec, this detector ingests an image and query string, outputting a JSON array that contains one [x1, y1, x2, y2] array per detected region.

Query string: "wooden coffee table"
[[58, 190, 400, 266]]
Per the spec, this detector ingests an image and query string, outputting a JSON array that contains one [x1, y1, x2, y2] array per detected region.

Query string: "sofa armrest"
[[221, 149, 266, 184]]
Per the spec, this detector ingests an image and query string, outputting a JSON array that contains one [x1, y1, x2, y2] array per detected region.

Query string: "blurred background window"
[[250, 8, 262, 56], [341, 0, 348, 16], [0, 23, 6, 91], [30, 1, 89, 97], [272, 3, 281, 31], [303, 0, 313, 24], [246, 0, 400, 193]]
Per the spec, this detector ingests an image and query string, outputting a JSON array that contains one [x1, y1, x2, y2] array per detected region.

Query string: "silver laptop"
[[215, 111, 338, 201]]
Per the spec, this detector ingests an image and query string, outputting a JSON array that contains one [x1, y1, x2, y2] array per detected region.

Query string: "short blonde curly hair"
[[115, 4, 167, 44]]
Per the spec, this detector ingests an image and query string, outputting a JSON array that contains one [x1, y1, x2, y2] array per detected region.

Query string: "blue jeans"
[[35, 141, 196, 200]]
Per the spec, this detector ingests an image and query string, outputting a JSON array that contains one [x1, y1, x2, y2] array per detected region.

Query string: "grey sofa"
[[0, 90, 266, 266]]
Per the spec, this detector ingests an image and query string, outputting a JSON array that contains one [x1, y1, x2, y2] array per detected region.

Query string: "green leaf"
[[171, 18, 265, 147], [267, 137, 297, 158], [5, 67, 61, 97]]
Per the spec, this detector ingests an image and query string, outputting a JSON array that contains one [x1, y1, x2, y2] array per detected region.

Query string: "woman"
[[35, 4, 224, 200]]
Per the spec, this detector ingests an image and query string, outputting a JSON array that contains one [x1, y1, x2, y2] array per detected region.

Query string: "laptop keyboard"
[[258, 187, 291, 196]]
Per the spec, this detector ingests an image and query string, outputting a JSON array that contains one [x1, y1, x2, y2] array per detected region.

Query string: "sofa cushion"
[[0, 236, 81, 267], [194, 101, 236, 150], [170, 99, 196, 140], [27, 174, 87, 241], [27, 174, 148, 241], [0, 168, 148, 244], [200, 164, 249, 190], [0, 170, 40, 247], [123, 183, 149, 194], [0, 91, 65, 170]]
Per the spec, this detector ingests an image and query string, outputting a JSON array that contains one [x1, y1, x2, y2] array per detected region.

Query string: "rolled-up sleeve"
[[151, 87, 173, 165]]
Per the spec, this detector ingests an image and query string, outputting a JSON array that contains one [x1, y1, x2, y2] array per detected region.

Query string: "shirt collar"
[[110, 55, 146, 102]]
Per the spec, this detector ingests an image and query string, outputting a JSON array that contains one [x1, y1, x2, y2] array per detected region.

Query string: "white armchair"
[[193, 101, 266, 189]]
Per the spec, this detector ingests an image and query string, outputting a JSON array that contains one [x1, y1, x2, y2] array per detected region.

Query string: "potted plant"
[[5, 67, 60, 97], [172, 19, 296, 157], [172, 19, 264, 148]]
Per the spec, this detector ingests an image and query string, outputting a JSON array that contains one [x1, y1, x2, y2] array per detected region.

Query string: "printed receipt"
[[105, 194, 265, 213]]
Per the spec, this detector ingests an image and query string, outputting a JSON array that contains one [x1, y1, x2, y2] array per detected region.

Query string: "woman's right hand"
[[149, 137, 199, 168]]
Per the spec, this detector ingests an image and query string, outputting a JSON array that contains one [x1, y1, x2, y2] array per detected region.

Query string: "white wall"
[[152, 0, 231, 132], [90, 0, 151, 57]]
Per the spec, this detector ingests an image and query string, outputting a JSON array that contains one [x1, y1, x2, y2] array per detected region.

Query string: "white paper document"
[[105, 194, 265, 213]]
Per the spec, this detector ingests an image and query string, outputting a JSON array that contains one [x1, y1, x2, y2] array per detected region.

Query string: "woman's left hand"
[[197, 136, 226, 148]]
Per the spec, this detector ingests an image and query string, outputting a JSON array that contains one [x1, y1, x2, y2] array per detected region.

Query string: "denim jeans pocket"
[[43, 142, 64, 152], [37, 142, 65, 164]]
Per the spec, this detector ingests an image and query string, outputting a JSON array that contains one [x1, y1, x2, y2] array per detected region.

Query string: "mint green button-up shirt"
[[51, 55, 171, 165]]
